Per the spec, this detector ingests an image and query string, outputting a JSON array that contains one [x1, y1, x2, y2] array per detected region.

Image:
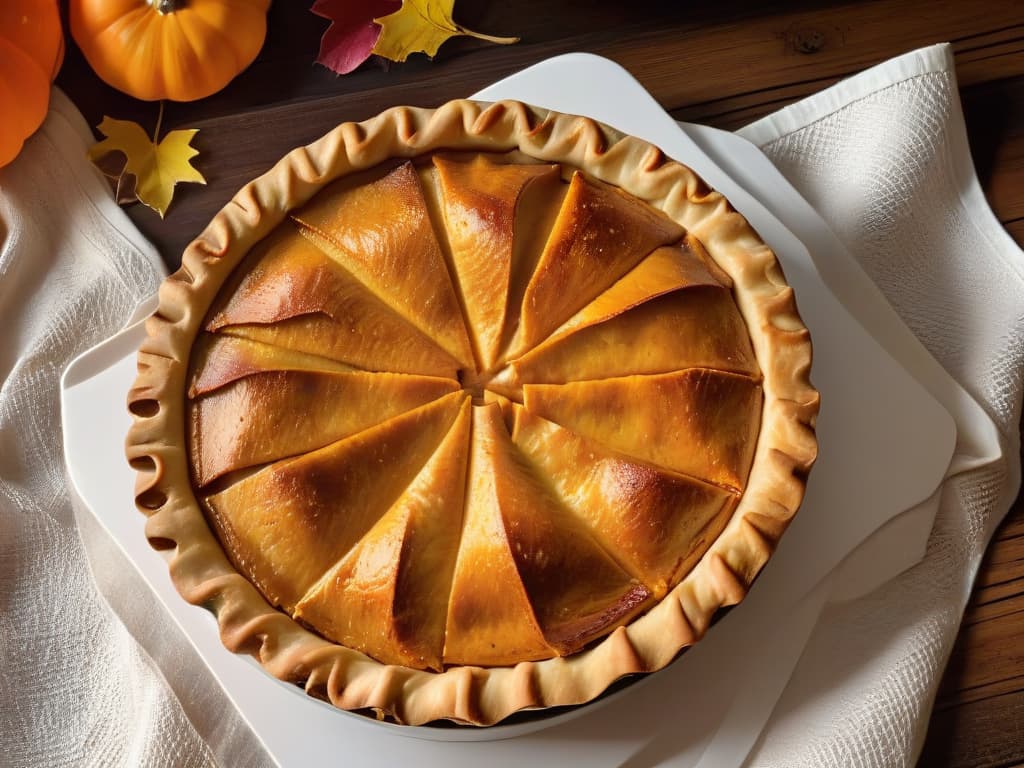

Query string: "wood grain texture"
[[55, 0, 1024, 264], [53, 2, 1024, 765]]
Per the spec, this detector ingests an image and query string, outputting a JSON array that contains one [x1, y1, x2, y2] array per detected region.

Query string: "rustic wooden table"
[[56, 2, 1024, 765]]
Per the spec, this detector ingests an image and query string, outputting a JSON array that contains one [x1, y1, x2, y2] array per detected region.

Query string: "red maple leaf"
[[311, 0, 401, 75]]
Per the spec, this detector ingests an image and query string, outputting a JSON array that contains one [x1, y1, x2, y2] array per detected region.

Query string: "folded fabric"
[[0, 90, 270, 768], [737, 43, 1023, 767]]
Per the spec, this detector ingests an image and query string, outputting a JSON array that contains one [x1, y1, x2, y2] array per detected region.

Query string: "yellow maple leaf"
[[372, 0, 517, 62], [88, 116, 206, 218]]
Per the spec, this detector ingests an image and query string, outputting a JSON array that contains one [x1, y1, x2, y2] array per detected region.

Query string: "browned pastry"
[[126, 100, 819, 726]]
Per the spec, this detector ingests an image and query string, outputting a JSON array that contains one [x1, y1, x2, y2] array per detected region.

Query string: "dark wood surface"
[[56, 2, 1024, 765]]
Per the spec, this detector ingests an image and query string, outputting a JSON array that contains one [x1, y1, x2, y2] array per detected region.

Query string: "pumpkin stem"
[[151, 0, 182, 13]]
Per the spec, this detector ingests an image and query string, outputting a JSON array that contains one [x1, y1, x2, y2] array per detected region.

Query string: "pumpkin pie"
[[126, 100, 819, 726]]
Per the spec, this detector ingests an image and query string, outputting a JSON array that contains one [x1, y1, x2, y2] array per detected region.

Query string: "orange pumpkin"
[[70, 0, 271, 102], [0, 0, 64, 168]]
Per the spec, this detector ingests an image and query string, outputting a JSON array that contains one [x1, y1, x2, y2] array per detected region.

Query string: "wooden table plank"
[[963, 76, 1024, 227], [920, 687, 1024, 768], [610, 1, 1024, 111]]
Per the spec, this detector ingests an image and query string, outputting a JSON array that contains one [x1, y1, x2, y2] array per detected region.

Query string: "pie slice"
[[523, 369, 762, 490], [443, 404, 650, 665], [189, 369, 458, 486], [204, 223, 461, 378], [499, 239, 756, 388], [549, 238, 729, 337], [515, 171, 685, 352], [293, 398, 471, 671], [512, 407, 739, 597], [204, 391, 466, 611], [503, 288, 759, 386], [189, 333, 356, 396], [431, 155, 561, 369], [291, 162, 474, 368]]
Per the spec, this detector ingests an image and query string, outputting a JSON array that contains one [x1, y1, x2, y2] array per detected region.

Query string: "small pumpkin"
[[70, 0, 271, 102], [0, 0, 64, 168]]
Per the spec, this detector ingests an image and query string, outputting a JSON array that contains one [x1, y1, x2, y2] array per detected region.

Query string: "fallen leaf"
[[88, 116, 205, 218], [91, 150, 140, 205], [372, 0, 517, 63], [312, 0, 401, 75]]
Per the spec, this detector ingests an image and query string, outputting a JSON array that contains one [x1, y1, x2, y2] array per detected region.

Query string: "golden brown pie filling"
[[186, 152, 764, 672], [128, 99, 817, 725]]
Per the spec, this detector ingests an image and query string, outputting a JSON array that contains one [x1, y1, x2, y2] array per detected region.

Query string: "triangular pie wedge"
[[516, 171, 685, 352], [443, 404, 650, 665], [189, 369, 458, 486], [291, 162, 474, 368], [189, 333, 356, 396], [505, 288, 759, 385], [512, 407, 739, 597], [550, 239, 728, 338], [523, 369, 762, 491], [293, 398, 471, 671], [498, 240, 755, 387], [204, 223, 462, 378], [204, 391, 466, 611], [432, 156, 561, 369], [221, 317, 460, 379]]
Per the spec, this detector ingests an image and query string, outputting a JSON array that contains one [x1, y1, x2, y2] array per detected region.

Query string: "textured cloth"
[[1, 44, 1021, 767], [0, 92, 216, 767], [737, 44, 1023, 766]]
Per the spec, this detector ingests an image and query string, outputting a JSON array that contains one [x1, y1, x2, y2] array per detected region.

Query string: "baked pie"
[[126, 100, 819, 726]]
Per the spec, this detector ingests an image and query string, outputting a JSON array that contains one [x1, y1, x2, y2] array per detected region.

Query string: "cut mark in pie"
[[496, 238, 758, 391], [189, 333, 356, 396], [523, 369, 762, 491], [502, 288, 759, 387], [553, 237, 729, 334], [512, 407, 739, 598], [514, 172, 685, 354], [203, 223, 463, 378], [291, 162, 475, 369], [443, 403, 650, 665], [189, 366, 459, 487], [430, 155, 562, 370], [203, 391, 467, 612], [294, 398, 471, 671]]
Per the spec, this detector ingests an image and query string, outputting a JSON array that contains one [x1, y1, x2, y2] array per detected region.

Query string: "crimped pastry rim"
[[125, 99, 819, 727]]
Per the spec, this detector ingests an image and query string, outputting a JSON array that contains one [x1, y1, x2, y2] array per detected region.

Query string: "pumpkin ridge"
[[0, 39, 48, 135]]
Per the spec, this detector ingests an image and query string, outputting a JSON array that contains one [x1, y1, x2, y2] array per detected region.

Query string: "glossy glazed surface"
[[187, 153, 763, 670]]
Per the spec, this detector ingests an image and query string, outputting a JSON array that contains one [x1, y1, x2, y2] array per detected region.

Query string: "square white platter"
[[61, 54, 957, 767]]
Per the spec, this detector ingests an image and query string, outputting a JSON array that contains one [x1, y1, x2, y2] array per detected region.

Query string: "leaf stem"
[[153, 101, 165, 144], [456, 27, 519, 45]]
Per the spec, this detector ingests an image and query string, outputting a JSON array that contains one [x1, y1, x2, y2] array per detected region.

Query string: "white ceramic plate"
[[61, 54, 957, 766]]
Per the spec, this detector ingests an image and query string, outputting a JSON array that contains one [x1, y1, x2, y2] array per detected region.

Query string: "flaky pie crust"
[[125, 100, 819, 726]]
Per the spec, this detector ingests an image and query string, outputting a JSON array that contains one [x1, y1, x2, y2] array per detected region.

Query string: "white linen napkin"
[[0, 91, 269, 768], [2, 43, 1020, 767], [736, 43, 1023, 766]]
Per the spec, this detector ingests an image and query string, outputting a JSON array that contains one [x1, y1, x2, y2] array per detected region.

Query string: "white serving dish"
[[61, 54, 958, 766]]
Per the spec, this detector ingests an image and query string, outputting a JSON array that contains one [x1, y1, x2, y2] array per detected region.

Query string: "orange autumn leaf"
[[372, 0, 517, 62]]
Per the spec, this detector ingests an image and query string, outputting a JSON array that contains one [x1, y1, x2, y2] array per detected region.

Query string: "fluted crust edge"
[[125, 99, 819, 727]]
